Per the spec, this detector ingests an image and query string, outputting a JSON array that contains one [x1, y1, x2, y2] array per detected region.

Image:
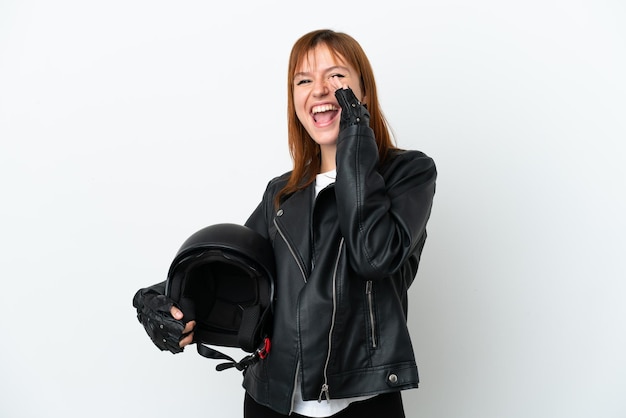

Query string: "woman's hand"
[[328, 75, 348, 92], [170, 305, 196, 348], [133, 287, 196, 353], [330, 79, 370, 131]]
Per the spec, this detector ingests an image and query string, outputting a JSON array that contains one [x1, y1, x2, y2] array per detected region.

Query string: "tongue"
[[315, 110, 336, 124]]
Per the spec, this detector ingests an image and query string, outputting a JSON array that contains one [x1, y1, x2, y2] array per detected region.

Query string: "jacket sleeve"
[[334, 124, 437, 279]]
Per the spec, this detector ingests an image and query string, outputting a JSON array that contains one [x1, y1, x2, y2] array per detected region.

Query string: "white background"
[[1, 1, 625, 417]]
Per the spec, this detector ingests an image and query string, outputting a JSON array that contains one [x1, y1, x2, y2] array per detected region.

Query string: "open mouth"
[[312, 104, 339, 124]]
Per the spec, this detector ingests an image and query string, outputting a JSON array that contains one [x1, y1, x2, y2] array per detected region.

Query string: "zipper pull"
[[318, 384, 330, 403]]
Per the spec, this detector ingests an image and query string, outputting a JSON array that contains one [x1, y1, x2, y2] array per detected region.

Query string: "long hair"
[[276, 29, 396, 206]]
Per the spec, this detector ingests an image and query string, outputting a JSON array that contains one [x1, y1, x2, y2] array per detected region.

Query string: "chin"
[[311, 131, 339, 146]]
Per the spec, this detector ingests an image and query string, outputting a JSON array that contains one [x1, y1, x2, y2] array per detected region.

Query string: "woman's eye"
[[295, 79, 311, 86], [330, 74, 345, 79]]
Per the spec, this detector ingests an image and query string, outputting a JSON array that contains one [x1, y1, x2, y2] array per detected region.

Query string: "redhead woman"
[[133, 29, 437, 418]]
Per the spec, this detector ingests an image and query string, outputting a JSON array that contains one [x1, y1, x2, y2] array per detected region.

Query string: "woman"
[[134, 29, 436, 418]]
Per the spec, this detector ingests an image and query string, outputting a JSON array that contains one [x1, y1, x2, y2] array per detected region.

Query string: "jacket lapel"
[[274, 185, 314, 276]]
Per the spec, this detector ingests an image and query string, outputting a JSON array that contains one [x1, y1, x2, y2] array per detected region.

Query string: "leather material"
[[133, 284, 185, 354], [242, 122, 437, 414], [334, 87, 370, 131]]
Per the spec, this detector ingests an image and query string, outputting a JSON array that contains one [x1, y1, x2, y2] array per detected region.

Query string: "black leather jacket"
[[242, 122, 437, 415]]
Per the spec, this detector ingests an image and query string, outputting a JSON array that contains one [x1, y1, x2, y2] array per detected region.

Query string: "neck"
[[319, 144, 336, 173]]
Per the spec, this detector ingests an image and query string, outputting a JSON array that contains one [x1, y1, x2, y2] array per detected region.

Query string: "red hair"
[[276, 29, 396, 206]]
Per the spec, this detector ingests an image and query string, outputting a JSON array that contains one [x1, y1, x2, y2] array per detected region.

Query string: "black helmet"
[[165, 223, 275, 370]]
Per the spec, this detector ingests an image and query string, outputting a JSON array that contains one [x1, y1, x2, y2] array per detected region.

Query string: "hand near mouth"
[[334, 87, 370, 131]]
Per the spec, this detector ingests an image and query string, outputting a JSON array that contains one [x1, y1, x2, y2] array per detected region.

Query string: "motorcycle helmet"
[[165, 223, 275, 364]]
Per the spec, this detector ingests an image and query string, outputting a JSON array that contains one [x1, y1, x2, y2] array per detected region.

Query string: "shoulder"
[[257, 171, 292, 205], [382, 148, 437, 177], [265, 171, 291, 192], [378, 148, 437, 198]]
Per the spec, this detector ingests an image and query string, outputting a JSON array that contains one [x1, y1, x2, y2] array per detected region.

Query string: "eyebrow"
[[294, 65, 349, 78]]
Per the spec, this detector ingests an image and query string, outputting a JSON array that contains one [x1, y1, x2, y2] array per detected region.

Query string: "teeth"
[[312, 104, 338, 114]]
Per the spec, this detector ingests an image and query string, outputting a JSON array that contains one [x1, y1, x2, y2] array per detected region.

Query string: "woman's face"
[[293, 45, 365, 149]]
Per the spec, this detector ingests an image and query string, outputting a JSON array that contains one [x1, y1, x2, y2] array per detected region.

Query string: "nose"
[[312, 78, 330, 98]]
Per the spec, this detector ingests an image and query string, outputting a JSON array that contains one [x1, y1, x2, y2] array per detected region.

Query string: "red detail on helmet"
[[259, 337, 271, 359]]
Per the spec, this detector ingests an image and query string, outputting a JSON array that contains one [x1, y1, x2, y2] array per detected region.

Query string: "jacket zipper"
[[366, 280, 377, 348], [274, 218, 308, 283], [318, 238, 344, 402]]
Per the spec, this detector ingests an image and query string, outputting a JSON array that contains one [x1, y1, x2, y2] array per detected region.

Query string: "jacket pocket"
[[365, 280, 378, 349]]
